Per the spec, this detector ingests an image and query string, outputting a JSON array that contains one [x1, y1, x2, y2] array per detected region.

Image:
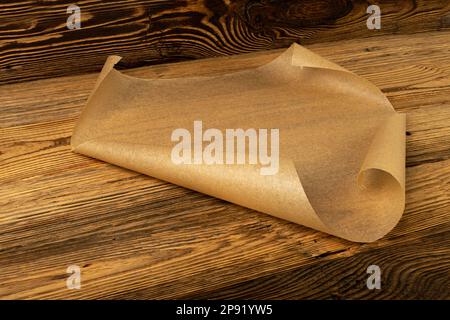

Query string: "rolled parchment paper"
[[71, 43, 406, 242]]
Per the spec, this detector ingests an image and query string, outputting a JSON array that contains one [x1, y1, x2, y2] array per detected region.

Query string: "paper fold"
[[72, 43, 406, 242]]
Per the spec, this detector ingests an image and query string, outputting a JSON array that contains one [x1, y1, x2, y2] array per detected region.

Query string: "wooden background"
[[0, 0, 449, 299], [1, 0, 450, 84]]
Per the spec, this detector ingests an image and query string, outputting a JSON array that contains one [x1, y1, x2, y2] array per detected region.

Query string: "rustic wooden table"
[[1, 31, 449, 299]]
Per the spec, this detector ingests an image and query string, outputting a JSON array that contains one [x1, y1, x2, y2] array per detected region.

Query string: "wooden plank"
[[1, 0, 449, 84], [188, 221, 450, 299], [0, 31, 449, 299]]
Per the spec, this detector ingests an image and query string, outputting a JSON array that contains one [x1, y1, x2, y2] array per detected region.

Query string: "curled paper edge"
[[72, 43, 406, 243]]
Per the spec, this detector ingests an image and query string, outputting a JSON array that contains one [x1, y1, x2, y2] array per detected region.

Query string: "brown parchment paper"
[[71, 43, 406, 243]]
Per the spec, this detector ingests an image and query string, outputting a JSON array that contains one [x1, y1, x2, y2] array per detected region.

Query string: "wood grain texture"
[[188, 224, 450, 299], [1, 0, 450, 84], [0, 31, 449, 299]]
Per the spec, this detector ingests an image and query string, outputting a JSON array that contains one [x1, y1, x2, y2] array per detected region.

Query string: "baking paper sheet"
[[71, 43, 406, 242]]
